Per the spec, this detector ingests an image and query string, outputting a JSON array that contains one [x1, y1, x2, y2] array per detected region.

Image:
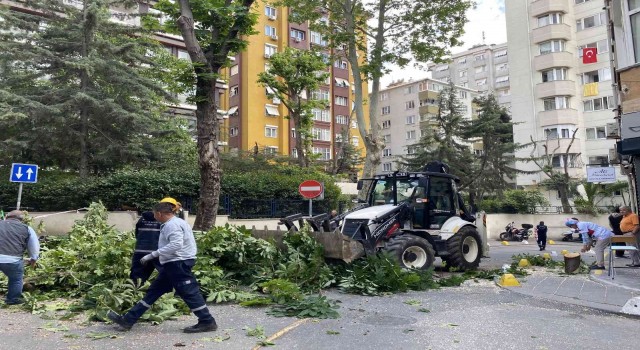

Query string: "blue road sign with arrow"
[[10, 163, 38, 183]]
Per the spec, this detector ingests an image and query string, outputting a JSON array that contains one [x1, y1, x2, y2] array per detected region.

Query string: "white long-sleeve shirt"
[[150, 216, 196, 264]]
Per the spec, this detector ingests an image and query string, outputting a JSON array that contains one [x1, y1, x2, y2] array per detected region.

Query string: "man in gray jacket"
[[0, 210, 40, 305], [108, 202, 216, 333]]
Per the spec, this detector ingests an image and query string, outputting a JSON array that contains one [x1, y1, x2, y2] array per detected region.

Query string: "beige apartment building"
[[374, 79, 479, 174], [505, 0, 626, 206]]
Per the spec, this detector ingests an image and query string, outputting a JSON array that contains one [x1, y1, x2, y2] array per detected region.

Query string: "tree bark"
[[78, 2, 93, 179]]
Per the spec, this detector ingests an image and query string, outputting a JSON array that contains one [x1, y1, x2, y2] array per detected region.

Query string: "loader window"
[[370, 179, 419, 205], [427, 177, 455, 229]]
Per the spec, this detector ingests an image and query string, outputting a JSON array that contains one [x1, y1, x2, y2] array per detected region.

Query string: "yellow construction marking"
[[518, 259, 531, 268], [548, 240, 556, 245], [561, 250, 569, 255], [497, 273, 521, 287], [501, 241, 509, 246], [593, 270, 604, 276], [251, 318, 310, 350]]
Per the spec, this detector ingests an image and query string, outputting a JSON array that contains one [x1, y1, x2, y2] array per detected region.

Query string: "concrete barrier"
[[32, 211, 138, 235]]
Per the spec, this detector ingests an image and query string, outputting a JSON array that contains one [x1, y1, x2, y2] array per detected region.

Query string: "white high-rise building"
[[504, 0, 625, 205]]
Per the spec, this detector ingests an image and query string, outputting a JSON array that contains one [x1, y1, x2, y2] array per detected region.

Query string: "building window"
[[310, 31, 327, 46], [539, 40, 565, 55], [334, 60, 348, 69], [290, 29, 305, 41], [404, 85, 415, 94], [476, 78, 487, 86], [459, 90, 468, 99], [588, 155, 609, 166], [230, 65, 239, 76], [498, 88, 511, 96], [474, 54, 485, 61], [495, 76, 509, 84], [459, 70, 467, 78], [383, 134, 391, 143], [335, 133, 343, 143], [406, 130, 416, 140], [383, 148, 392, 157], [335, 96, 348, 106], [265, 25, 277, 37], [457, 57, 467, 64], [576, 12, 606, 31], [405, 101, 415, 110], [381, 106, 391, 115], [351, 120, 358, 129], [584, 96, 614, 111], [336, 115, 348, 124], [495, 63, 508, 71], [475, 65, 486, 73], [351, 136, 359, 146], [265, 6, 277, 18], [629, 2, 640, 63], [334, 78, 350, 88], [406, 115, 416, 124], [542, 96, 569, 111], [460, 82, 468, 88], [383, 163, 392, 172], [265, 125, 278, 138], [575, 0, 593, 4], [494, 49, 508, 58], [312, 128, 331, 141], [586, 126, 607, 140], [264, 44, 277, 58], [265, 146, 278, 155], [265, 104, 280, 116], [420, 98, 437, 106], [581, 68, 611, 84], [229, 127, 238, 137], [428, 83, 443, 91], [435, 65, 449, 72], [544, 126, 575, 139], [418, 82, 428, 91], [230, 85, 239, 96], [382, 120, 391, 129], [312, 108, 330, 122], [538, 13, 563, 27], [407, 146, 417, 155], [291, 128, 296, 138], [312, 89, 329, 101], [541, 67, 568, 82], [578, 39, 609, 57], [380, 92, 389, 101]]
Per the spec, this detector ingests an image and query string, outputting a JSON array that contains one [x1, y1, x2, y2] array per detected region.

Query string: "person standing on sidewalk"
[[609, 208, 625, 258], [108, 202, 217, 333], [535, 221, 548, 251], [0, 210, 40, 305], [565, 219, 613, 270], [618, 206, 640, 267]]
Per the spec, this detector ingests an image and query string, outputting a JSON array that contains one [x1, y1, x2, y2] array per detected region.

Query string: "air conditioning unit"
[[609, 148, 620, 164], [293, 37, 301, 43], [270, 35, 278, 40], [267, 15, 276, 21]]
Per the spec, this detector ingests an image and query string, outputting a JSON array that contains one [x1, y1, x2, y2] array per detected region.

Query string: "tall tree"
[[154, 0, 258, 229], [464, 94, 521, 206], [528, 129, 580, 214], [257, 48, 328, 167], [0, 0, 175, 177], [285, 0, 472, 177], [331, 115, 364, 176], [400, 82, 474, 183]]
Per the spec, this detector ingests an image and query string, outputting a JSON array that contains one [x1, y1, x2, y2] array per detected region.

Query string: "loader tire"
[[385, 234, 435, 270], [444, 227, 482, 271]]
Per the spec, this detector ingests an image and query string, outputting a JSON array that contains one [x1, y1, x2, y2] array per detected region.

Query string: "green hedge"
[[477, 190, 549, 214], [0, 166, 342, 214]]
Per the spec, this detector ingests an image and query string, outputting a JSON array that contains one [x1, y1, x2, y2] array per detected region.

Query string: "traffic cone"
[[548, 240, 556, 245], [518, 259, 531, 268], [561, 249, 569, 255], [501, 241, 510, 246], [542, 253, 552, 259], [497, 274, 521, 287]]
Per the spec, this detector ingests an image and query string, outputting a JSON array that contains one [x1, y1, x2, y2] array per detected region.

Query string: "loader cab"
[[362, 170, 466, 231]]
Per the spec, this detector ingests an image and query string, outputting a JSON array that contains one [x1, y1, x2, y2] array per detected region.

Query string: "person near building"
[[565, 219, 613, 270], [130, 211, 162, 286], [0, 210, 40, 305], [618, 206, 640, 267], [108, 202, 216, 333], [609, 208, 626, 258], [535, 221, 548, 251]]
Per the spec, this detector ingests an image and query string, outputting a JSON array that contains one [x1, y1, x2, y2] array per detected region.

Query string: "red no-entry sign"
[[299, 180, 323, 199]]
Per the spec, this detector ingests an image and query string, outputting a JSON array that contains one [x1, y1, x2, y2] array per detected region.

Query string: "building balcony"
[[497, 94, 512, 105], [535, 137, 582, 155], [495, 67, 509, 76], [493, 55, 508, 64], [495, 80, 510, 89], [473, 58, 487, 67], [537, 108, 579, 127], [535, 80, 576, 99], [529, 0, 570, 17], [531, 23, 572, 44], [533, 51, 574, 71], [475, 70, 488, 79]]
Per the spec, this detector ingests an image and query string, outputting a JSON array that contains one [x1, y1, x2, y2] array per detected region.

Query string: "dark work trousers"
[[537, 232, 547, 250], [130, 252, 162, 285], [123, 259, 214, 325]]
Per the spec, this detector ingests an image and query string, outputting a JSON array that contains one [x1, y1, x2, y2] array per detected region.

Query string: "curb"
[[587, 271, 640, 293]]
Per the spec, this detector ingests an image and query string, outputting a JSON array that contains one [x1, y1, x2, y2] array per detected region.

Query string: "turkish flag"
[[583, 47, 597, 64]]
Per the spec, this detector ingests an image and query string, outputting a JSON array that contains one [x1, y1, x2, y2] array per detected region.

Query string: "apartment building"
[[427, 43, 512, 110], [225, 3, 367, 162], [505, 0, 626, 205], [375, 79, 479, 174]]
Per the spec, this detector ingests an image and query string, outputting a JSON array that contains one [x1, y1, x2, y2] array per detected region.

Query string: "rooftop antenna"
[[482, 31, 486, 45]]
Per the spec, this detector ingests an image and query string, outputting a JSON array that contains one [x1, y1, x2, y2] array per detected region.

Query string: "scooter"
[[499, 222, 533, 242], [561, 229, 583, 242]]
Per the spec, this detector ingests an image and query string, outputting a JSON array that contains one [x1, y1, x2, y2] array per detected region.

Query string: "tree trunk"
[[293, 113, 307, 167], [193, 81, 221, 230], [78, 3, 93, 179], [558, 183, 572, 214]]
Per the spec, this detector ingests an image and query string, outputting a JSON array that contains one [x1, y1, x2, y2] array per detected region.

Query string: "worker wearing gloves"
[[565, 219, 613, 270], [108, 202, 216, 333]]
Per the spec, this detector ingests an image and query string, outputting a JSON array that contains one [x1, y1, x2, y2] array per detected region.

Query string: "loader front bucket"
[[251, 227, 365, 263]]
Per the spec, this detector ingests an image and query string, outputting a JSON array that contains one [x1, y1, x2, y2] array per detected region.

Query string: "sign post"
[[298, 180, 324, 216], [9, 163, 39, 210]]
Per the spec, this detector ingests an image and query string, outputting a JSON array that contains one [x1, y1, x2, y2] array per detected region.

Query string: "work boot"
[[107, 310, 133, 331], [183, 320, 217, 333]]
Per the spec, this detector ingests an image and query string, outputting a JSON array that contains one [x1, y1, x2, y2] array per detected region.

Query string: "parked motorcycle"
[[499, 222, 533, 242], [561, 229, 583, 242]]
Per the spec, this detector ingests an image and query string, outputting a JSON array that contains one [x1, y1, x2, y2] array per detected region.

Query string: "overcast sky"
[[380, 0, 507, 88]]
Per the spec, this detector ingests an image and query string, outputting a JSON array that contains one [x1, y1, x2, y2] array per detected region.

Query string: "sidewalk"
[[501, 256, 640, 316]]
